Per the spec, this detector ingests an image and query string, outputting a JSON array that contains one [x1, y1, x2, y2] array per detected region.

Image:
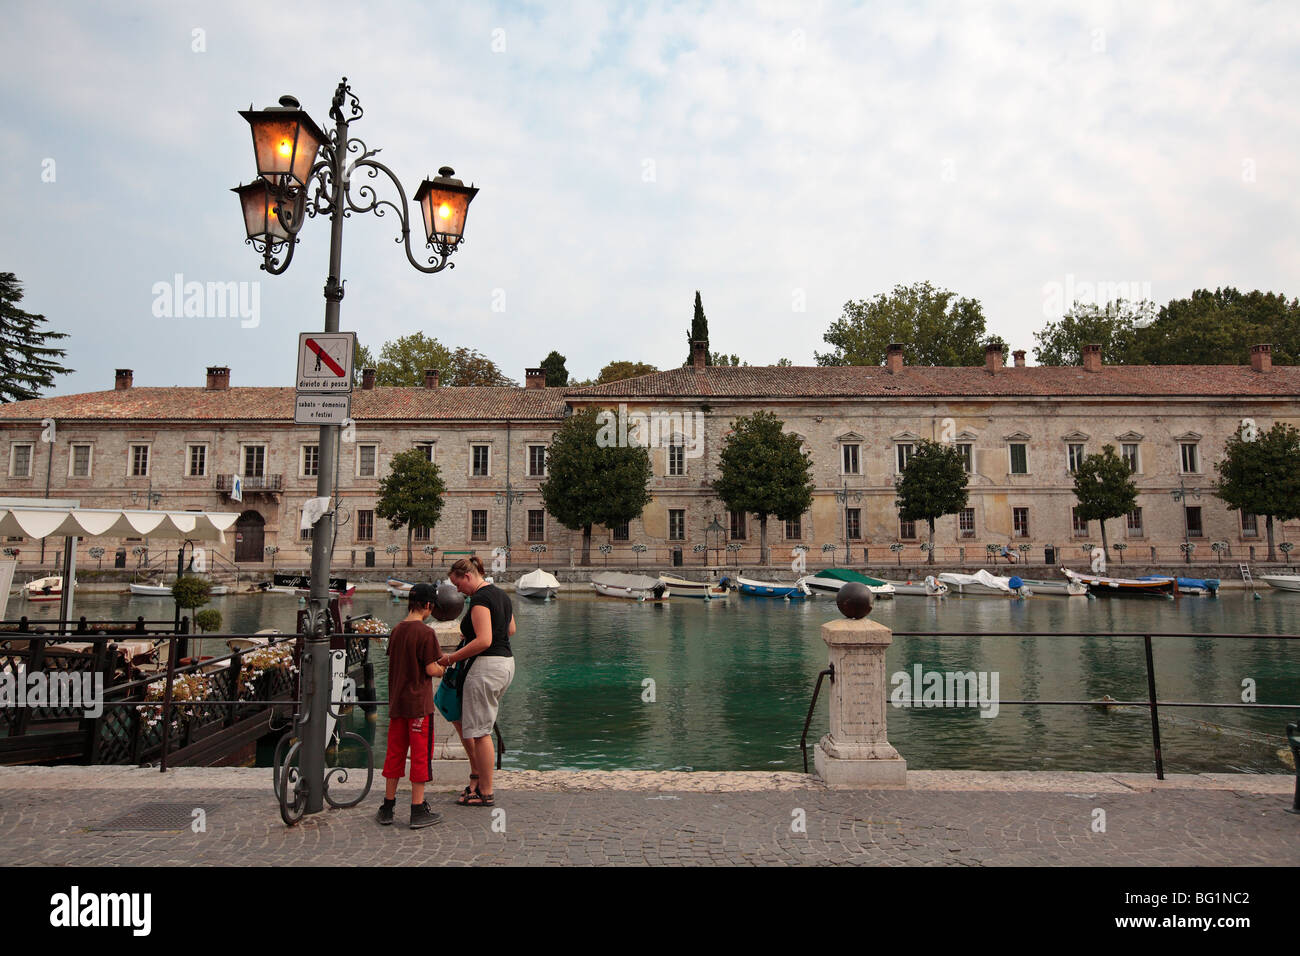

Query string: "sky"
[[2, 0, 1298, 393]]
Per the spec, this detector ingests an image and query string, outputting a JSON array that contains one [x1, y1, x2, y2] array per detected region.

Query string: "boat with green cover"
[[800, 568, 895, 598]]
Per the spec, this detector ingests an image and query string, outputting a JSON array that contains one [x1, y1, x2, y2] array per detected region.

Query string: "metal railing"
[[0, 616, 188, 636], [880, 631, 1300, 779]]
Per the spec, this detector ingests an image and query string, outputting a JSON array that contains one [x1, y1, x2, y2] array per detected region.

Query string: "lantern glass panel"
[[249, 116, 322, 188], [419, 187, 471, 245], [236, 183, 291, 242]]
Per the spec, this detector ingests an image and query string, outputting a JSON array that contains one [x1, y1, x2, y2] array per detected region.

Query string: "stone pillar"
[[429, 619, 471, 785], [814, 617, 908, 788]]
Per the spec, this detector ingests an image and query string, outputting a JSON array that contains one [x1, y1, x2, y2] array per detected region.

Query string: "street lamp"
[[233, 79, 477, 823], [1171, 480, 1201, 564], [834, 479, 862, 564]]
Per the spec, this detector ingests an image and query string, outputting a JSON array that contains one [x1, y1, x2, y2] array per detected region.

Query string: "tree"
[[710, 352, 748, 366], [351, 342, 377, 385], [539, 350, 568, 387], [773, 357, 794, 367], [371, 332, 453, 386], [375, 449, 447, 566], [447, 347, 517, 386], [540, 408, 652, 565], [0, 273, 72, 402], [595, 360, 659, 384], [815, 281, 990, 367], [711, 410, 815, 564], [685, 290, 711, 365], [1214, 422, 1300, 562], [894, 440, 970, 564], [1138, 288, 1300, 366], [1072, 445, 1138, 556], [1032, 300, 1149, 366]]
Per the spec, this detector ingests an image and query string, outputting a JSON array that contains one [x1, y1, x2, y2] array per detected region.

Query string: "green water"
[[43, 588, 1300, 774]]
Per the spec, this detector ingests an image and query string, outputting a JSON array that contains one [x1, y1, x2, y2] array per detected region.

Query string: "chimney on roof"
[[525, 367, 547, 389], [984, 343, 1003, 374], [886, 343, 904, 373], [205, 366, 230, 390], [424, 368, 439, 389], [362, 367, 376, 390], [1013, 349, 1026, 368], [1250, 343, 1272, 374], [691, 339, 707, 369], [1082, 343, 1103, 373], [115, 369, 133, 390]]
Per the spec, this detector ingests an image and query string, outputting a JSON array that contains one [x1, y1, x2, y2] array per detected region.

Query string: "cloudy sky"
[[2, 1, 1297, 393]]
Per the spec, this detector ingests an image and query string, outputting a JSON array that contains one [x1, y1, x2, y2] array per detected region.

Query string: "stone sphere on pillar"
[[836, 581, 873, 619], [431, 583, 465, 621]]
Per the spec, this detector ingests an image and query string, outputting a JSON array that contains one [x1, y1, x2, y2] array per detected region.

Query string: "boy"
[[377, 582, 445, 829]]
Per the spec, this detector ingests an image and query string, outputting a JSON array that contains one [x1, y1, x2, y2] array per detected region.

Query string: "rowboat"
[[129, 582, 174, 597], [879, 576, 949, 597], [1139, 575, 1219, 596], [24, 575, 62, 602], [735, 576, 813, 599], [518, 568, 561, 600], [592, 571, 668, 601], [387, 578, 414, 599], [1062, 568, 1173, 595], [799, 568, 896, 598], [937, 570, 1023, 596], [1010, 577, 1089, 597], [657, 574, 728, 599], [1259, 574, 1300, 592]]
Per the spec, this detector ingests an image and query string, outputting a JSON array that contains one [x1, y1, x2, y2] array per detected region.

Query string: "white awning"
[[0, 506, 239, 543]]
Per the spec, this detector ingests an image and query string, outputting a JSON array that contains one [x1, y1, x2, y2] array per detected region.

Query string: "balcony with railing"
[[216, 474, 283, 497]]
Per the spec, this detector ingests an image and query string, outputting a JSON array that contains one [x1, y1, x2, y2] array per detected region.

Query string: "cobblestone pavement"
[[0, 768, 1296, 866]]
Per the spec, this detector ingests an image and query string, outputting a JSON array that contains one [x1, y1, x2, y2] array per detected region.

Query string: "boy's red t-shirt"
[[386, 620, 442, 719]]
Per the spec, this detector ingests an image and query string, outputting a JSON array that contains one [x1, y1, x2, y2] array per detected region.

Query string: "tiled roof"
[[566, 364, 1300, 399], [0, 386, 569, 422]]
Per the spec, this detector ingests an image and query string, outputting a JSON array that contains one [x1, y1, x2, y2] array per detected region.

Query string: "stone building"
[[0, 342, 1296, 571]]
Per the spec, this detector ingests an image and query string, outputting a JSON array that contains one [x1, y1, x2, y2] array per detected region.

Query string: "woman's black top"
[[459, 582, 513, 658]]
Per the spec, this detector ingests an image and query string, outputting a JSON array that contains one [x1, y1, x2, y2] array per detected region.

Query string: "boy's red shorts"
[[383, 714, 434, 783]]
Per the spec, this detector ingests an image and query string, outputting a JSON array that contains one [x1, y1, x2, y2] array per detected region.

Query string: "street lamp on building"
[[1171, 480, 1201, 564], [232, 79, 477, 823]]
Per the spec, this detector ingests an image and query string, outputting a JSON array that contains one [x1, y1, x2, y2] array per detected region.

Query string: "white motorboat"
[[518, 568, 561, 600], [657, 574, 729, 599], [799, 569, 895, 598], [592, 572, 668, 601], [880, 576, 949, 597], [387, 578, 414, 599], [24, 575, 62, 602], [129, 582, 173, 597], [1260, 574, 1300, 592], [937, 570, 1025, 596]]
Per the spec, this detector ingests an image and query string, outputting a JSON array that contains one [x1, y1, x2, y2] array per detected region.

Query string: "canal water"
[[36, 588, 1300, 775]]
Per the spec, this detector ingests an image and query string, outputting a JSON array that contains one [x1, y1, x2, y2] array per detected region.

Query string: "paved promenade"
[[1, 767, 1296, 866]]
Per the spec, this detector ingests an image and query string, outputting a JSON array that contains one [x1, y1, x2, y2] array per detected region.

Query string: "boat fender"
[[1008, 576, 1023, 589]]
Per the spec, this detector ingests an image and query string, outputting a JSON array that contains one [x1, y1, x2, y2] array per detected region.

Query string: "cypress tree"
[[685, 290, 711, 365], [0, 273, 72, 402]]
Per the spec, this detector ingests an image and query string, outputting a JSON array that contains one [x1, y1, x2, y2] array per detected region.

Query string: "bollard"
[[1287, 722, 1300, 815], [813, 583, 907, 787]]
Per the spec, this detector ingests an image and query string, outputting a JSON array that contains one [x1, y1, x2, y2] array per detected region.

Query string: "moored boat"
[[657, 574, 728, 599], [386, 578, 414, 599], [518, 568, 561, 600], [1062, 568, 1173, 595], [735, 575, 812, 599], [592, 571, 668, 601], [879, 575, 949, 597], [1011, 577, 1089, 596], [128, 582, 173, 597], [24, 575, 62, 602], [1139, 575, 1219, 596], [800, 568, 896, 598], [1259, 574, 1300, 592], [937, 570, 1023, 596]]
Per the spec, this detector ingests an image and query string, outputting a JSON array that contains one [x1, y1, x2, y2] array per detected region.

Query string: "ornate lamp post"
[[834, 479, 862, 561], [233, 79, 477, 821], [1171, 480, 1201, 564], [704, 516, 726, 566]]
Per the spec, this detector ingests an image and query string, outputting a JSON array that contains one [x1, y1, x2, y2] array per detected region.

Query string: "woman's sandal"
[[461, 786, 494, 807], [458, 774, 479, 799]]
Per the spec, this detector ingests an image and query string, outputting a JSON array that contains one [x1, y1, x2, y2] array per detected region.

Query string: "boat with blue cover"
[[735, 575, 813, 599]]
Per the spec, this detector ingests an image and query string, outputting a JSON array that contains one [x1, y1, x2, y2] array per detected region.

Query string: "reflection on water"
[[46, 587, 1300, 774]]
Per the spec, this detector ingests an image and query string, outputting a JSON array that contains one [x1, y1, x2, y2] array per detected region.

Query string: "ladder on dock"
[[1239, 564, 1255, 592]]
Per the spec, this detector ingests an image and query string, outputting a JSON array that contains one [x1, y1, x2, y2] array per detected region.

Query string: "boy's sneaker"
[[376, 801, 395, 826], [409, 801, 443, 830]]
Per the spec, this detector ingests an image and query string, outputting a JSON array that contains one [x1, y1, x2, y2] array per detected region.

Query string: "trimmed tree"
[[376, 449, 447, 567], [1214, 422, 1300, 562], [1072, 444, 1138, 557], [895, 440, 970, 564], [0, 273, 72, 402], [711, 410, 815, 565], [540, 408, 653, 566], [539, 350, 568, 387]]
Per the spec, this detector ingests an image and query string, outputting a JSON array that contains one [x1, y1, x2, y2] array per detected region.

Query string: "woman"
[[438, 555, 515, 807]]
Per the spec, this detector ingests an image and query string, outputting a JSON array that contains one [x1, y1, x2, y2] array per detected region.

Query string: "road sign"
[[296, 332, 355, 393], [295, 393, 352, 425]]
